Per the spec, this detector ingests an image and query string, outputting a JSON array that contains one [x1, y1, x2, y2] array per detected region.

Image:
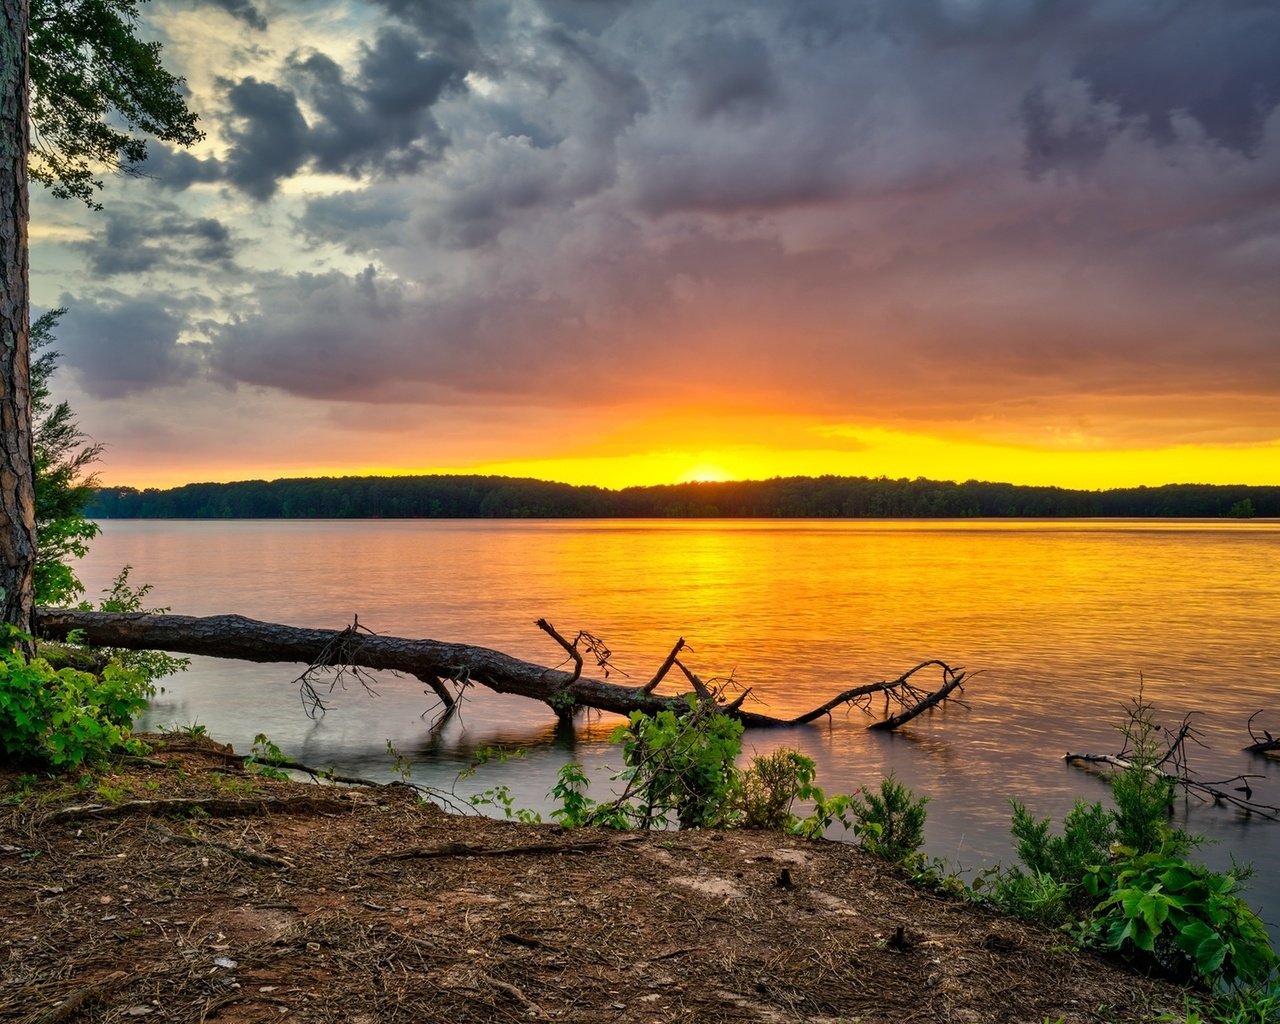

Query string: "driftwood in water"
[[1244, 710, 1280, 754], [34, 608, 967, 730], [1064, 751, 1279, 821]]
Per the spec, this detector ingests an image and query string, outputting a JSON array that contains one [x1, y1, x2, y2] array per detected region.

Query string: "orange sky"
[[101, 408, 1280, 491]]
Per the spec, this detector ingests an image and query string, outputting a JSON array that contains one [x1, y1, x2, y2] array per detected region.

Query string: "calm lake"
[[76, 519, 1280, 935]]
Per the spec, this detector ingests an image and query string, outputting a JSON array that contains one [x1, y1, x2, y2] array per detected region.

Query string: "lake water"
[[75, 519, 1280, 935]]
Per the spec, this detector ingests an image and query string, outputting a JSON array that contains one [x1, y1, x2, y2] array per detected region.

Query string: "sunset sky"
[[28, 0, 1280, 490]]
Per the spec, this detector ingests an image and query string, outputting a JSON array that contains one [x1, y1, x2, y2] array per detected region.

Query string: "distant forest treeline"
[[86, 475, 1279, 520]]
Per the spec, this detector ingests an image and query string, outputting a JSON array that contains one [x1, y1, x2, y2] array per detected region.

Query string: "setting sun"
[[677, 465, 734, 484]]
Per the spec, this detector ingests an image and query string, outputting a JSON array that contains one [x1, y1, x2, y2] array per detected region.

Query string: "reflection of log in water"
[[36, 609, 967, 730]]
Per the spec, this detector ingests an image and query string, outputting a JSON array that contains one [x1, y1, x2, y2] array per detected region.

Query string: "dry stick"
[[868, 665, 967, 731], [788, 660, 962, 727], [643, 637, 687, 693], [479, 973, 546, 1019], [416, 673, 457, 710], [147, 822, 294, 870], [34, 971, 130, 1024]]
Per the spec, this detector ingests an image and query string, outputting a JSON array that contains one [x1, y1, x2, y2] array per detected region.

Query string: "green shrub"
[[1011, 798, 1115, 885], [1109, 690, 1193, 857], [735, 748, 817, 830], [991, 798, 1116, 922], [549, 762, 600, 828], [612, 696, 744, 829], [1085, 853, 1276, 987], [0, 631, 152, 769], [849, 774, 928, 861]]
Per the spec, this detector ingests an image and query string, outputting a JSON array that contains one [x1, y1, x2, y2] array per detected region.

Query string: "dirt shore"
[[1, 736, 1185, 1023]]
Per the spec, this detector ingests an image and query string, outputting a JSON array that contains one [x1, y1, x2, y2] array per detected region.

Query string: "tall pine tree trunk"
[[0, 0, 36, 640]]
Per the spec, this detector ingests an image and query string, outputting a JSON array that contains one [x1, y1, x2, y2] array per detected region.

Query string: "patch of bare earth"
[[0, 736, 1184, 1023]]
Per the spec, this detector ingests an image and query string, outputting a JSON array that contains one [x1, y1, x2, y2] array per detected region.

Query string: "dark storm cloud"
[[1074, 5, 1280, 156], [296, 190, 409, 251], [222, 77, 310, 200], [77, 209, 236, 277], [367, 0, 486, 69], [210, 267, 415, 399], [137, 144, 224, 191], [63, 0, 1280, 453], [184, 0, 268, 30], [218, 11, 479, 199], [676, 31, 780, 122], [286, 29, 462, 178], [54, 295, 205, 399], [1020, 86, 1114, 179]]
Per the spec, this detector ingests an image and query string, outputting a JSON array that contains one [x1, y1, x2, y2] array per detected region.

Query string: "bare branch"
[[642, 637, 687, 693], [536, 618, 583, 683]]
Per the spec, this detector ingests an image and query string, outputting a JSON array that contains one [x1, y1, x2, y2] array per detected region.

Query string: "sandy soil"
[[0, 736, 1185, 1024]]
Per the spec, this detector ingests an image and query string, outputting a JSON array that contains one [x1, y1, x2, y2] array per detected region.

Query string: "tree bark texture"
[[35, 609, 967, 730], [0, 1, 35, 637]]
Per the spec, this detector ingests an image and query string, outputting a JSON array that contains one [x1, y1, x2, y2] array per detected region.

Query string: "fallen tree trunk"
[[35, 608, 967, 731]]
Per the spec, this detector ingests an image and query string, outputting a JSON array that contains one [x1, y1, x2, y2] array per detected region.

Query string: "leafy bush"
[[1011, 798, 1115, 885], [989, 798, 1116, 922], [535, 706, 864, 835], [733, 747, 860, 838], [0, 630, 152, 768], [849, 774, 928, 861], [612, 696, 744, 829], [1085, 853, 1276, 987], [735, 748, 817, 830]]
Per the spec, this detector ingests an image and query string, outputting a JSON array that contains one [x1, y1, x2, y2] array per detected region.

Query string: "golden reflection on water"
[[79, 518, 1280, 931]]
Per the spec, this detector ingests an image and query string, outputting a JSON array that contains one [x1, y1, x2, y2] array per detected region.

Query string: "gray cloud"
[[77, 209, 236, 276], [222, 76, 311, 200], [286, 30, 461, 178], [210, 267, 413, 399], [188, 0, 268, 30], [136, 144, 224, 191], [295, 189, 409, 251], [1074, 5, 1280, 156], [676, 30, 779, 122], [54, 295, 206, 399], [217, 12, 478, 199]]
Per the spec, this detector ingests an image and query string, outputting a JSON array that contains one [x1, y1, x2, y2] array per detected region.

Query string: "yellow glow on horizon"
[[677, 465, 734, 484], [99, 418, 1280, 492], [456, 423, 1280, 491]]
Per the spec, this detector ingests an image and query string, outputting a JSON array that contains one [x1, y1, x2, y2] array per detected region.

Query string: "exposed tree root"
[[373, 835, 646, 862], [36, 609, 969, 730], [40, 795, 357, 825]]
